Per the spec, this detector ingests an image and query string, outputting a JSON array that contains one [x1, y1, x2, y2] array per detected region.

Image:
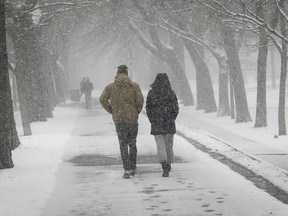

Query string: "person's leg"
[[164, 134, 174, 173], [115, 123, 130, 172], [87, 92, 92, 109], [155, 135, 170, 177], [127, 123, 138, 174], [164, 134, 174, 163], [84, 93, 88, 109], [154, 135, 168, 163]]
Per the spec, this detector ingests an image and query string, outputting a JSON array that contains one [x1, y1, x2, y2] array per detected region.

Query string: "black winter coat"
[[146, 74, 179, 135]]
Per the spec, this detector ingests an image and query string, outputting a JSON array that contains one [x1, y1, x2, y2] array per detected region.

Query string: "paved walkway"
[[40, 105, 288, 216]]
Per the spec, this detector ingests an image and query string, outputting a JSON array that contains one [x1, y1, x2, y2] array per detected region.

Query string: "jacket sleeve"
[[171, 92, 179, 120], [99, 86, 112, 114], [145, 91, 153, 122], [134, 84, 144, 114]]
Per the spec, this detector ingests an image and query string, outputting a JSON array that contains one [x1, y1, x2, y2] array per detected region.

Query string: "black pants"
[[115, 123, 138, 171]]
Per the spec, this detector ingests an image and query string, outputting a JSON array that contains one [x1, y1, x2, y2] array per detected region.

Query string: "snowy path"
[[39, 105, 288, 216]]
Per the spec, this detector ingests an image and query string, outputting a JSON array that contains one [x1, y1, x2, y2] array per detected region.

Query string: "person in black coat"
[[146, 73, 179, 177]]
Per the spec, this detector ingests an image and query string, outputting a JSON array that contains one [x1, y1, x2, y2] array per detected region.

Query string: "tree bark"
[[221, 25, 251, 122], [11, 12, 49, 127], [14, 46, 32, 136], [169, 33, 185, 95], [217, 57, 230, 116], [0, 0, 17, 169], [270, 45, 276, 89], [25, 28, 48, 122], [169, 13, 216, 111], [255, 0, 268, 128], [229, 72, 235, 119], [184, 41, 217, 112], [278, 0, 287, 135]]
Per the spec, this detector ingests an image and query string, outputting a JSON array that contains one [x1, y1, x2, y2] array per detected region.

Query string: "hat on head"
[[117, 64, 128, 74]]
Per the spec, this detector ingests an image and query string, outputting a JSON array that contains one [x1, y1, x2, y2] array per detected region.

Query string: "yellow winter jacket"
[[99, 74, 144, 124]]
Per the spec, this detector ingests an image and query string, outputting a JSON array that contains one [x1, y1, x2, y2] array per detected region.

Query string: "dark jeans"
[[115, 123, 138, 171]]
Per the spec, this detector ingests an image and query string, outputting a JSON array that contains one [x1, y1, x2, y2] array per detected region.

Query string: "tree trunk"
[[166, 58, 194, 106], [229, 72, 235, 119], [184, 41, 217, 112], [221, 25, 251, 122], [278, 0, 287, 135], [278, 49, 287, 135], [0, 0, 17, 169], [171, 15, 215, 110], [52, 56, 67, 104], [14, 48, 32, 136], [217, 57, 230, 116], [10, 13, 47, 126], [270, 45, 276, 89], [170, 33, 185, 95], [25, 28, 47, 122], [12, 72, 18, 108], [255, 0, 268, 128], [44, 49, 58, 108]]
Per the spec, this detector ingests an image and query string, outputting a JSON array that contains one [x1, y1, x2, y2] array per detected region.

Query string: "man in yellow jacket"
[[99, 65, 144, 179]]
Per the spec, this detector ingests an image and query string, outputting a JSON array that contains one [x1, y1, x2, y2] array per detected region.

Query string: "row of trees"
[[81, 0, 287, 132], [0, 0, 89, 169], [1, 0, 288, 169], [125, 0, 287, 133]]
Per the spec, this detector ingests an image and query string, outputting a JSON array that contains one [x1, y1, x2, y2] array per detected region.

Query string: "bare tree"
[[129, 0, 195, 105], [153, 0, 217, 112], [221, 24, 252, 122], [0, 0, 19, 169], [277, 0, 287, 135], [201, 0, 288, 131], [254, 0, 269, 127]]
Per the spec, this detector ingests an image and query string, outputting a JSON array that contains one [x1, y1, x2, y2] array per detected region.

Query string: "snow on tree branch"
[[201, 0, 288, 44]]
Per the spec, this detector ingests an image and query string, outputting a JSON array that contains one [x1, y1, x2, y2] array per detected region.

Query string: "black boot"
[[161, 162, 169, 177], [166, 163, 171, 172]]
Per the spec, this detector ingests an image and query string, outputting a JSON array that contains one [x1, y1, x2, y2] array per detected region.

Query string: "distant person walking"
[[79, 77, 86, 98], [99, 65, 144, 179], [81, 77, 94, 109], [146, 73, 179, 177]]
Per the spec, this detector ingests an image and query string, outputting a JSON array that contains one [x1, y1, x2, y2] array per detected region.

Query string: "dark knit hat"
[[117, 64, 128, 74]]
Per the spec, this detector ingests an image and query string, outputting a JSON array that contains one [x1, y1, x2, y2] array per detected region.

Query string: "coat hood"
[[150, 73, 172, 91]]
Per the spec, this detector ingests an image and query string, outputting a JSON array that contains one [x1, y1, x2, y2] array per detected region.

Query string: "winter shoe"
[[162, 170, 169, 177], [123, 171, 130, 179], [166, 163, 171, 172], [161, 162, 170, 177]]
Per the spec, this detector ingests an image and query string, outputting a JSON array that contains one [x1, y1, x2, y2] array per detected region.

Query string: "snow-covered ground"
[[1, 107, 78, 216], [1, 84, 288, 215]]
